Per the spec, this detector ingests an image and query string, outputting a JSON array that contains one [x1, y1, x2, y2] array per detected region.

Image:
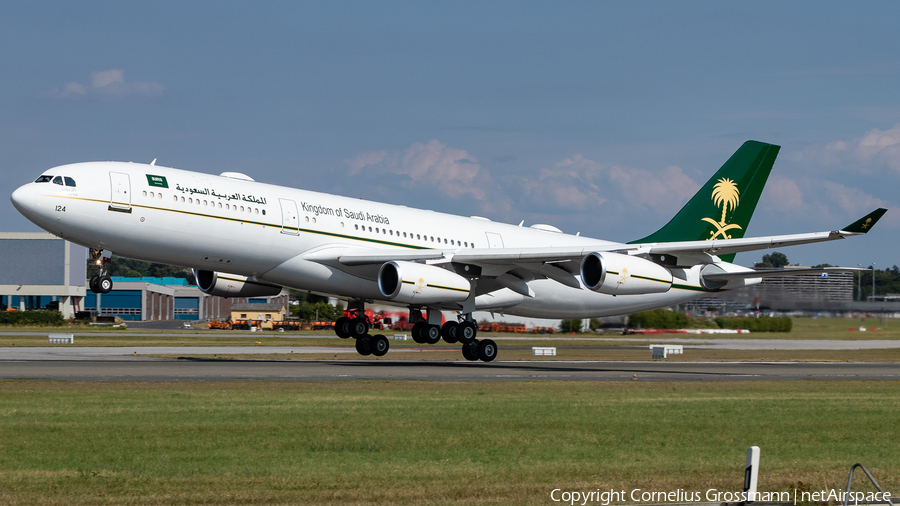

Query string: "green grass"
[[0, 381, 897, 505]]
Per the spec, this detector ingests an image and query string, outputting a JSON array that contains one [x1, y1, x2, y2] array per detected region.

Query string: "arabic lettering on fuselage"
[[173, 183, 266, 205]]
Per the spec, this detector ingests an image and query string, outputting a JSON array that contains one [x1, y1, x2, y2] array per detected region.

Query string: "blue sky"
[[2, 1, 899, 268]]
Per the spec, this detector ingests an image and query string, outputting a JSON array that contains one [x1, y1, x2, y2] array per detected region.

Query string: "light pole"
[[858, 264, 862, 302], [871, 263, 876, 303]]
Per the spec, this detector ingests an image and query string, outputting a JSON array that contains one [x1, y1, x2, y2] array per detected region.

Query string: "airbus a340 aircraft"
[[11, 141, 885, 361]]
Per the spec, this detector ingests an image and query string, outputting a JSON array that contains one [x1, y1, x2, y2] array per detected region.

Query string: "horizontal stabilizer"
[[702, 266, 869, 281]]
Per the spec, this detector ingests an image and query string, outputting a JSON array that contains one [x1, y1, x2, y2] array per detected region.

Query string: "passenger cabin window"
[[52, 176, 63, 185], [34, 175, 53, 183], [64, 177, 76, 187]]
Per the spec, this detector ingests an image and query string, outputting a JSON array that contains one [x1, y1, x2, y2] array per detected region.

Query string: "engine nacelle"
[[378, 261, 471, 304], [699, 263, 762, 291], [580, 252, 673, 295], [192, 269, 283, 298]]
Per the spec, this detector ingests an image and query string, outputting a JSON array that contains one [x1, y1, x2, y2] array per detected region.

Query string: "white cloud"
[[760, 175, 805, 213], [52, 82, 87, 99], [787, 123, 900, 174], [517, 154, 699, 216], [345, 139, 486, 200], [50, 69, 165, 99], [342, 140, 707, 237], [91, 69, 124, 89], [855, 124, 900, 171]]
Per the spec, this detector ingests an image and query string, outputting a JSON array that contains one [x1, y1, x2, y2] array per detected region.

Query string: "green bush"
[[627, 311, 792, 332], [0, 311, 65, 326], [559, 319, 584, 333], [627, 309, 688, 329], [293, 301, 341, 322], [714, 315, 792, 332]]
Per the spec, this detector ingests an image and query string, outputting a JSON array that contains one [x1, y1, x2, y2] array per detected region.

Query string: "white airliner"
[[11, 141, 884, 361]]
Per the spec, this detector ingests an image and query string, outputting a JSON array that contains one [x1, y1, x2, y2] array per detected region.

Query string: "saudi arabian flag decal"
[[146, 174, 168, 188]]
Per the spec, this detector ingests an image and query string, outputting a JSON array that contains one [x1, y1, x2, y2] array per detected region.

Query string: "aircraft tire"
[[334, 317, 352, 338], [89, 275, 100, 294], [98, 275, 113, 294], [355, 335, 373, 356], [461, 340, 479, 361], [458, 321, 477, 344], [441, 321, 459, 343], [350, 318, 369, 339], [371, 334, 389, 356], [477, 339, 497, 362], [424, 324, 441, 344], [411, 322, 426, 344]]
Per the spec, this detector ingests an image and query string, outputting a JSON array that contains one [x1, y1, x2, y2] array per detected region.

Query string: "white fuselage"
[[11, 162, 712, 318]]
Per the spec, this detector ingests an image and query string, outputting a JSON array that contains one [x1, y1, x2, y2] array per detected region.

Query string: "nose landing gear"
[[88, 248, 113, 294]]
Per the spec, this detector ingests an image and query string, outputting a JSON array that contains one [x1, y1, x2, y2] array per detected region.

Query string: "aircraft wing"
[[332, 209, 887, 269]]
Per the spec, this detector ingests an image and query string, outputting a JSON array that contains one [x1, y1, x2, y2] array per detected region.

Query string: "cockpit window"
[[64, 177, 76, 187], [52, 176, 63, 185], [34, 175, 53, 183]]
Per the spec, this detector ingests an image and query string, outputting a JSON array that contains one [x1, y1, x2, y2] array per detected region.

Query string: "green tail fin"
[[629, 140, 780, 262]]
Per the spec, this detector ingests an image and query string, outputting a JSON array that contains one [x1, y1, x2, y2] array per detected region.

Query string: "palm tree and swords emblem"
[[702, 177, 742, 240]]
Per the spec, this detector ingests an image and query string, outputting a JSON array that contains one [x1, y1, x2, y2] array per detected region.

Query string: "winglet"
[[843, 208, 887, 234]]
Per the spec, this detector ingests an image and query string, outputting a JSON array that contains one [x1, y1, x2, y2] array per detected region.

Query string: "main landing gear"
[[410, 311, 496, 362], [331, 304, 497, 362], [333, 303, 389, 357], [88, 248, 113, 294]]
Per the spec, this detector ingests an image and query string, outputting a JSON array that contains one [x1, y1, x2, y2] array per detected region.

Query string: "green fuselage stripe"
[[54, 195, 432, 250]]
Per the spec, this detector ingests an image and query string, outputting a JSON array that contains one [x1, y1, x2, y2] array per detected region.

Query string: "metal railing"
[[843, 463, 894, 506]]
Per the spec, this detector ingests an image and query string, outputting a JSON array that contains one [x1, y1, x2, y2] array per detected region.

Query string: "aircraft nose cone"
[[10, 184, 32, 213], [11, 183, 43, 225]]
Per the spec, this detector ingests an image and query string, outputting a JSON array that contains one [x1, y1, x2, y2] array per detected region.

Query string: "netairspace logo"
[[549, 488, 892, 506]]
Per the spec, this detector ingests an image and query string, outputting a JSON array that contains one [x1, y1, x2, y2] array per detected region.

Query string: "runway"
[[2, 354, 900, 382]]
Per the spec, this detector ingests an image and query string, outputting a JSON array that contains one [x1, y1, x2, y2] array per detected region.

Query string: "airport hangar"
[[0, 232, 287, 321]]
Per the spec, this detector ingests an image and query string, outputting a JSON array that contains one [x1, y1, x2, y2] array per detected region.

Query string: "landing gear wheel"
[[89, 275, 100, 294], [411, 322, 426, 344], [371, 334, 389, 357], [462, 340, 479, 361], [350, 318, 369, 339], [477, 339, 497, 362], [441, 321, 459, 343], [355, 335, 373, 356], [98, 275, 113, 294], [424, 324, 441, 344], [335, 317, 352, 338], [458, 321, 477, 344]]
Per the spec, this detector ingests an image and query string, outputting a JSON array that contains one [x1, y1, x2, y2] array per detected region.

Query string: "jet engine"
[[192, 269, 283, 297], [378, 261, 471, 304], [580, 252, 673, 295]]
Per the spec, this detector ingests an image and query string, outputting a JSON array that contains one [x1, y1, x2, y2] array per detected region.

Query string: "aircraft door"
[[485, 232, 504, 248], [109, 172, 131, 213], [279, 198, 299, 235]]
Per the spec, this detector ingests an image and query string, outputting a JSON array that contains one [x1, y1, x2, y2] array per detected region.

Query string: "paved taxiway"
[[2, 350, 899, 382]]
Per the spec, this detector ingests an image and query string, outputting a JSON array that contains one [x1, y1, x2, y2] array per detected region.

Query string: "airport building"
[[82, 277, 289, 322], [684, 268, 870, 313], [0, 232, 86, 318], [0, 232, 287, 322]]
